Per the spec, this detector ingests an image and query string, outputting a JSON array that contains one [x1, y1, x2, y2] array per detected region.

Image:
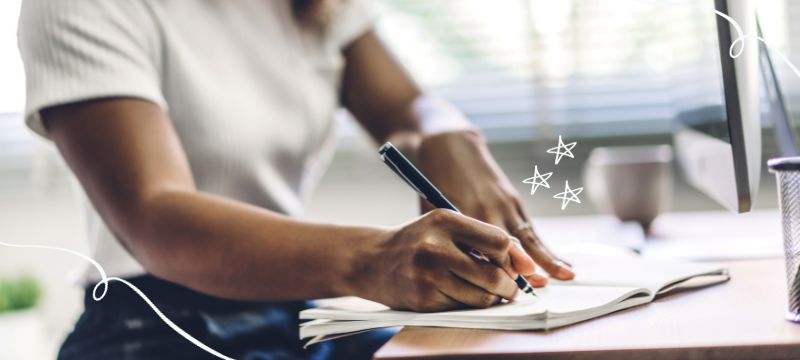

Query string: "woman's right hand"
[[352, 209, 538, 312]]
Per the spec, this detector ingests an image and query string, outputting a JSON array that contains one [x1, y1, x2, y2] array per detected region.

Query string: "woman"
[[18, 0, 575, 359]]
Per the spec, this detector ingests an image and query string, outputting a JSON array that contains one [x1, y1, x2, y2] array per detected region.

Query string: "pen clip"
[[381, 154, 429, 200]]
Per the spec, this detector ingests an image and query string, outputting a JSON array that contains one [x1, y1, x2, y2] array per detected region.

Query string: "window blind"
[[372, 0, 800, 141], [0, 0, 799, 192]]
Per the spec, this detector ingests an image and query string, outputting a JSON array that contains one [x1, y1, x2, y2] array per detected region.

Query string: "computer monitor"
[[758, 23, 800, 158], [673, 0, 762, 213]]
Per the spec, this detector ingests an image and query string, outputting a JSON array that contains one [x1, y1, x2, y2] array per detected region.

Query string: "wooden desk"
[[375, 259, 800, 360]]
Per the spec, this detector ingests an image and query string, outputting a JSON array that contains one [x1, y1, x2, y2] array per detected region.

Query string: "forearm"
[[341, 32, 478, 159], [381, 102, 484, 172], [40, 99, 384, 302], [340, 37, 480, 161], [125, 189, 384, 302]]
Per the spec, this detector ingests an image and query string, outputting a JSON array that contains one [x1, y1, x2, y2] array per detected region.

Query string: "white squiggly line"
[[0, 240, 235, 360], [635, 1, 800, 79], [713, 9, 800, 79]]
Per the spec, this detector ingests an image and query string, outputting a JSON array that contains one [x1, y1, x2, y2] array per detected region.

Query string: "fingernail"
[[557, 266, 575, 279], [557, 259, 573, 268], [528, 274, 548, 287]]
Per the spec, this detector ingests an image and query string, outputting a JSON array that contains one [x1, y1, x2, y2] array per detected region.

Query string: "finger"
[[439, 273, 504, 309], [525, 273, 549, 287], [507, 237, 537, 276], [481, 211, 506, 229], [486, 215, 536, 277], [497, 202, 538, 277], [512, 197, 531, 226], [518, 230, 575, 280], [408, 287, 464, 312], [448, 249, 519, 300], [433, 211, 524, 277], [511, 199, 574, 280], [425, 290, 466, 312]]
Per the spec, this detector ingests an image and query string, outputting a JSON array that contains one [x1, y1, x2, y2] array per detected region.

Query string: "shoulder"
[[18, 0, 166, 139], [326, 0, 376, 48], [17, 0, 162, 79], [18, 0, 159, 51]]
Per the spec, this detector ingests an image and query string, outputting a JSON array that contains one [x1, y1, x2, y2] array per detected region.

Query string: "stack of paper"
[[300, 255, 729, 344]]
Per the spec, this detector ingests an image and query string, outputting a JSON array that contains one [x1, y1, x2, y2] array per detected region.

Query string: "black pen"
[[378, 142, 536, 297]]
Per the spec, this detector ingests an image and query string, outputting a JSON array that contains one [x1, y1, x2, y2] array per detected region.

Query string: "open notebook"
[[299, 255, 729, 343]]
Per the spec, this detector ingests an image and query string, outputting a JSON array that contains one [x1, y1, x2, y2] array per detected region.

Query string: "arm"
[[341, 31, 575, 282], [42, 98, 535, 310], [340, 31, 424, 154], [42, 99, 371, 301]]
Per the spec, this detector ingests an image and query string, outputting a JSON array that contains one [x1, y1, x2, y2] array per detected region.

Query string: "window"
[[373, 0, 800, 141], [0, 0, 22, 114], [0, 0, 798, 192], [0, 0, 31, 195]]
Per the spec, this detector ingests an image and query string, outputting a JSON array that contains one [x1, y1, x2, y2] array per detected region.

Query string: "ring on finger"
[[512, 221, 533, 237]]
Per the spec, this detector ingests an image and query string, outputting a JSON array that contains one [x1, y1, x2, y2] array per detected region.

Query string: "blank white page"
[[538, 284, 648, 315], [550, 255, 726, 292]]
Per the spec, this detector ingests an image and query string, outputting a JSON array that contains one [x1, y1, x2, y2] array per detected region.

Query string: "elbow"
[[108, 189, 197, 282], [104, 189, 236, 298]]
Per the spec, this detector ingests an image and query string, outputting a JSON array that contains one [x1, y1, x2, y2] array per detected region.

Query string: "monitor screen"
[[670, 0, 761, 213], [671, 2, 733, 143]]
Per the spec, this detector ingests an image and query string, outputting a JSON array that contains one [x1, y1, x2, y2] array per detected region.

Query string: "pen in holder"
[[768, 157, 800, 323]]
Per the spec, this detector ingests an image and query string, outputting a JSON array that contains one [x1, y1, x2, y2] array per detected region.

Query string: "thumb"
[[507, 237, 537, 276]]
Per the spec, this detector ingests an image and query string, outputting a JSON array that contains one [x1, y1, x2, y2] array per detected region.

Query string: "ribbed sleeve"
[[329, 0, 376, 48], [18, 0, 166, 138]]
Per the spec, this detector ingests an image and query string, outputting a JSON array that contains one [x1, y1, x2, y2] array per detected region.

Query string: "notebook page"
[[539, 284, 648, 315], [303, 283, 645, 323], [300, 285, 648, 339], [302, 295, 547, 322], [549, 255, 726, 293]]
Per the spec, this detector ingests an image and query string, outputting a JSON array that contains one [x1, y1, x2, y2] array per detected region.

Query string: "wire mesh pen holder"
[[768, 157, 800, 323]]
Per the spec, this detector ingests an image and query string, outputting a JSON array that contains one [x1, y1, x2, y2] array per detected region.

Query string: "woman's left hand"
[[414, 131, 575, 285]]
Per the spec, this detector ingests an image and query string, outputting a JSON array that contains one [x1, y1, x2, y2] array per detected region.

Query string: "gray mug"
[[583, 145, 673, 233]]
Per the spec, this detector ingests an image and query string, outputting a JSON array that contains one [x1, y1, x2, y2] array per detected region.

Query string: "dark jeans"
[[57, 275, 393, 360]]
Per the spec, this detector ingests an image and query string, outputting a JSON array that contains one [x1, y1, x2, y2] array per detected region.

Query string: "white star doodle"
[[553, 180, 584, 210], [546, 135, 577, 165], [522, 165, 553, 195]]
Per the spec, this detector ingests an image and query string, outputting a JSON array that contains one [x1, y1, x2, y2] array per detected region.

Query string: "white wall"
[[0, 184, 87, 359], [0, 0, 23, 113]]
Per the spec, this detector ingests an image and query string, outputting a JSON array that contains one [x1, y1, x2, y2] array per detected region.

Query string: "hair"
[[291, 0, 343, 27]]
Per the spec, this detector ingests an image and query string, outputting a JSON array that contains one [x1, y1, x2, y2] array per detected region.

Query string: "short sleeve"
[[18, 0, 166, 139], [328, 0, 376, 48]]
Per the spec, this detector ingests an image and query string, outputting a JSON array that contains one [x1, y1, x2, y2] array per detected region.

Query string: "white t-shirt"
[[18, 0, 373, 282]]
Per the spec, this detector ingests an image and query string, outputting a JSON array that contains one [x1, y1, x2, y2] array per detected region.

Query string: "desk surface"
[[375, 259, 800, 360]]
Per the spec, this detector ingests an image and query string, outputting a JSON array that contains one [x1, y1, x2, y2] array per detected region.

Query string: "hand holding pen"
[[408, 132, 574, 283], [378, 142, 539, 299], [352, 208, 537, 312]]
